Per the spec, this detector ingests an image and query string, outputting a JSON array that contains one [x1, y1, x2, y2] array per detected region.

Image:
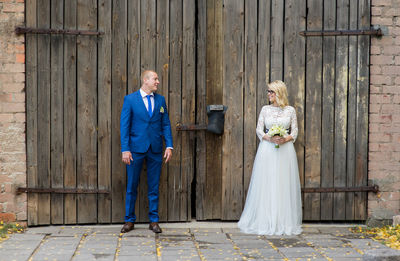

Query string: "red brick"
[[14, 44, 24, 52], [371, 46, 381, 55], [383, 46, 400, 55], [381, 104, 400, 114], [396, 36, 400, 45], [369, 143, 380, 151], [369, 123, 381, 132], [0, 94, 13, 102], [370, 114, 392, 123], [14, 113, 25, 122], [393, 95, 400, 103], [4, 83, 24, 93], [370, 86, 382, 94], [372, 37, 395, 46], [370, 94, 392, 103], [371, 17, 393, 26], [385, 8, 400, 17], [2, 63, 25, 73], [13, 73, 25, 83], [369, 133, 392, 143], [372, 0, 392, 6], [369, 103, 381, 113], [0, 102, 25, 113], [0, 213, 16, 222], [12, 93, 25, 103], [370, 75, 392, 85], [371, 55, 394, 65], [2, 3, 24, 13], [15, 53, 24, 63], [395, 57, 400, 65], [382, 86, 400, 94], [370, 65, 382, 74], [371, 7, 383, 16]]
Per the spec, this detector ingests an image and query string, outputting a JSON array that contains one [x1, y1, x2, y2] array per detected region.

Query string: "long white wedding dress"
[[238, 105, 302, 235]]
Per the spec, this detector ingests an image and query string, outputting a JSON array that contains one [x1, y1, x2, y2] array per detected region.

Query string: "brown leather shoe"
[[121, 222, 134, 233], [149, 222, 162, 233]]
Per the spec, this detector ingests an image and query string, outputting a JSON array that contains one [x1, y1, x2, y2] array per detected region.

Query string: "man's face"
[[144, 72, 159, 92]]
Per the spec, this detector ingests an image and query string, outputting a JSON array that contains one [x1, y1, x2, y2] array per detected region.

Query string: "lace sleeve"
[[290, 107, 298, 142], [256, 107, 266, 141]]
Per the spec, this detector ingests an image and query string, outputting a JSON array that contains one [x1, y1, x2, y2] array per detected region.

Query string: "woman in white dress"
[[238, 80, 302, 235]]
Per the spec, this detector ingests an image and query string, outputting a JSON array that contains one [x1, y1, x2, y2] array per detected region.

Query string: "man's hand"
[[122, 151, 133, 165], [164, 148, 172, 163]]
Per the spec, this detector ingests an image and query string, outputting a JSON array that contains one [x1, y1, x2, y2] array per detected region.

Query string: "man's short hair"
[[141, 70, 156, 83]]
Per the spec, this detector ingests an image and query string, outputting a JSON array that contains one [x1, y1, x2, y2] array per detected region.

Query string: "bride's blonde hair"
[[268, 80, 289, 108]]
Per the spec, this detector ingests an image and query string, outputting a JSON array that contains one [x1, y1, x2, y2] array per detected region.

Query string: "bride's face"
[[268, 89, 276, 103]]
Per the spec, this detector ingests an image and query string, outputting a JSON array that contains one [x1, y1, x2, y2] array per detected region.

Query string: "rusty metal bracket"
[[299, 28, 382, 37], [302, 185, 379, 193], [176, 123, 207, 131], [17, 187, 110, 194], [15, 27, 104, 36]]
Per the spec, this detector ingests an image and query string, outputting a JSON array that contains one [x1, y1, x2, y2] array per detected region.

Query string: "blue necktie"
[[146, 95, 153, 117]]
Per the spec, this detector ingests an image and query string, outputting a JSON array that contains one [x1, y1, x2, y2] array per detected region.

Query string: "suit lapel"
[[135, 90, 150, 118]]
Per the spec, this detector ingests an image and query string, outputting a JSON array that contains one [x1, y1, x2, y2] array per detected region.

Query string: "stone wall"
[[368, 0, 400, 224], [0, 0, 26, 222]]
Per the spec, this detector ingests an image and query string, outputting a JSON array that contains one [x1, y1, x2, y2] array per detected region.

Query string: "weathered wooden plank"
[[195, 0, 207, 221], [26, 0, 38, 226], [205, 0, 223, 220], [156, 0, 169, 222], [222, 0, 244, 220], [284, 0, 306, 219], [76, 0, 98, 223], [36, 0, 51, 225], [355, 0, 370, 220], [257, 0, 271, 140], [346, 0, 358, 221], [270, 0, 284, 81], [111, 0, 128, 223], [137, 0, 157, 223], [321, 0, 336, 221], [181, 0, 196, 221], [127, 0, 141, 222], [168, 0, 183, 221], [243, 0, 257, 201], [63, 0, 77, 225], [97, 0, 112, 223], [304, 0, 322, 221], [50, 0, 64, 225], [334, 0, 349, 220]]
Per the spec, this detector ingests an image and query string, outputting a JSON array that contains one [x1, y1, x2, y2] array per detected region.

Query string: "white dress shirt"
[[140, 88, 155, 112]]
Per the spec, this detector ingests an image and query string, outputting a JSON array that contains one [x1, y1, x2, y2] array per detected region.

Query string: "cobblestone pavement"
[[0, 223, 399, 261]]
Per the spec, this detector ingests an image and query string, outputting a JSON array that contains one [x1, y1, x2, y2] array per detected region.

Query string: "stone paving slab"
[[1, 223, 400, 260]]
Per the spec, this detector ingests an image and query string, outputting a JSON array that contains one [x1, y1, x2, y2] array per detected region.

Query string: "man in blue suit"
[[120, 70, 173, 233]]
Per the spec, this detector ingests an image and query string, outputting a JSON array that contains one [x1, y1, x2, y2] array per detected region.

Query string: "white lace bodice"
[[256, 105, 298, 142]]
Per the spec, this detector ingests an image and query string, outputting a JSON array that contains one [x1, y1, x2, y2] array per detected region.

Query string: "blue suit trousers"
[[125, 148, 162, 223]]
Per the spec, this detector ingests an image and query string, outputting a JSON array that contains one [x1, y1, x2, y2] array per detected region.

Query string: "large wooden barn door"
[[25, 0, 195, 225], [196, 0, 370, 221]]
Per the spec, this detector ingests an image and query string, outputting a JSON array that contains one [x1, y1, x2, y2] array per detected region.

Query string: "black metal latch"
[[300, 28, 382, 37], [302, 185, 379, 193], [15, 26, 104, 36]]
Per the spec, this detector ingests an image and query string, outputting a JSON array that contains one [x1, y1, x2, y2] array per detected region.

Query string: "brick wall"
[[369, 0, 400, 223], [0, 0, 26, 222]]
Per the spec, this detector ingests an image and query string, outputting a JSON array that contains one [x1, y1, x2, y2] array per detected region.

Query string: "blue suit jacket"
[[120, 90, 173, 154]]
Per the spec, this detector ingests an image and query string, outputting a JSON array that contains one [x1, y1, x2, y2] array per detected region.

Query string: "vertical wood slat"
[[50, 0, 64, 224], [195, 0, 207, 221], [204, 0, 223, 220], [334, 0, 349, 220], [168, 0, 183, 221], [222, 0, 244, 220], [355, 0, 370, 220], [270, 0, 284, 81], [304, 0, 322, 221], [76, 0, 98, 224], [36, 0, 51, 225], [257, 0, 271, 131], [137, 0, 157, 223], [127, 0, 141, 221], [321, 0, 336, 221], [63, 0, 77, 225], [156, 0, 169, 222], [111, 0, 128, 223], [26, 0, 38, 226], [346, 0, 359, 220], [243, 0, 258, 200], [97, 0, 112, 223], [182, 0, 196, 221], [284, 0, 306, 218]]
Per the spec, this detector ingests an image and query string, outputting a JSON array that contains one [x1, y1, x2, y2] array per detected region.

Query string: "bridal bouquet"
[[267, 125, 287, 148]]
